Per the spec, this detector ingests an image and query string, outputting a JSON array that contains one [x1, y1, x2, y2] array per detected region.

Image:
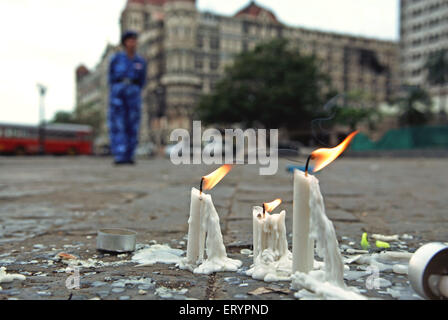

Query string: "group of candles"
[[179, 131, 359, 290]]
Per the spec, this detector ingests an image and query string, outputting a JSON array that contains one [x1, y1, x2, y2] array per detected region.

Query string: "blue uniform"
[[108, 52, 147, 163]]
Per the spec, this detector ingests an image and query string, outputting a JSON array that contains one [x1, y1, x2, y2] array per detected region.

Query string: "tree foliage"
[[396, 86, 433, 126], [74, 101, 104, 135], [51, 111, 76, 124], [425, 49, 448, 87], [51, 101, 103, 138], [425, 49, 448, 110], [196, 39, 330, 130], [333, 91, 382, 130]]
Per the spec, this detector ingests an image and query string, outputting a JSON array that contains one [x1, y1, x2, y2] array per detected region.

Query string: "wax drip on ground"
[[132, 244, 184, 267], [0, 267, 26, 284]]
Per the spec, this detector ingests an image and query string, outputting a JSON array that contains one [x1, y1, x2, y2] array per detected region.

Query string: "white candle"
[[192, 191, 242, 274], [247, 205, 292, 282], [291, 131, 361, 298], [252, 206, 288, 261], [291, 174, 364, 298], [292, 169, 314, 274], [184, 187, 206, 266], [179, 188, 241, 274], [252, 206, 262, 264], [308, 175, 345, 287]]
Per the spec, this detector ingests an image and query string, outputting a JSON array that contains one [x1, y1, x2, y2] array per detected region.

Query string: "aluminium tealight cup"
[[96, 228, 137, 253]]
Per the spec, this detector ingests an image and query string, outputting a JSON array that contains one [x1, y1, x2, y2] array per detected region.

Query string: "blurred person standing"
[[108, 31, 147, 165]]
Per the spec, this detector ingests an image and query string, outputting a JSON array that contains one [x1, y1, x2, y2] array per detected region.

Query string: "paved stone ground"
[[0, 156, 447, 300]]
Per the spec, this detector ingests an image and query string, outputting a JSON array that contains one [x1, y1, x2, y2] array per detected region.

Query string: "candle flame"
[[263, 198, 282, 213], [201, 164, 233, 191], [310, 130, 359, 173]]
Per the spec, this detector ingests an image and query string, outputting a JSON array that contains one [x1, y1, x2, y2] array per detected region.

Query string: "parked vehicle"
[[0, 122, 93, 155]]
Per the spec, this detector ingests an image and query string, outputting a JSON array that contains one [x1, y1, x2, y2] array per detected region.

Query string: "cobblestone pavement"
[[0, 156, 447, 300]]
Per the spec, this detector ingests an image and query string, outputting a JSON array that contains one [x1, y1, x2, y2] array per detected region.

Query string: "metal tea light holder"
[[408, 242, 448, 300], [96, 228, 137, 253]]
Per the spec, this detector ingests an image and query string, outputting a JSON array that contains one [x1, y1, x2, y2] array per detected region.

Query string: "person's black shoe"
[[113, 160, 136, 166]]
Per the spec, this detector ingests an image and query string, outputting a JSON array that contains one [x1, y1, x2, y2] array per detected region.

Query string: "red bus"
[[0, 123, 93, 155]]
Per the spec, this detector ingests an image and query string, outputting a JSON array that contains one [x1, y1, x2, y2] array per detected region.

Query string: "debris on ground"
[[248, 287, 291, 296], [375, 240, 391, 249], [56, 252, 77, 260], [132, 244, 184, 267], [372, 234, 400, 242], [0, 267, 26, 284], [361, 233, 370, 250], [155, 286, 188, 299]]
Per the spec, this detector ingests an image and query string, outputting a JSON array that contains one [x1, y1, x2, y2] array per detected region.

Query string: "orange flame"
[[310, 131, 359, 173], [201, 164, 233, 191], [263, 198, 282, 213]]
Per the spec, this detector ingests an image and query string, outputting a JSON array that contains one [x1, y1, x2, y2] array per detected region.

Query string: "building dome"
[[126, 0, 165, 6], [75, 65, 90, 81], [125, 0, 196, 5], [235, 1, 280, 24], [164, 0, 195, 2]]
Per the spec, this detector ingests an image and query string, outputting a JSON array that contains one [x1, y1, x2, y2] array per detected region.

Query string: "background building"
[[400, 0, 448, 111], [77, 0, 399, 149], [75, 44, 119, 151]]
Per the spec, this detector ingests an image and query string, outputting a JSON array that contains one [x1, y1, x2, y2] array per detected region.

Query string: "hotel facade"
[[76, 0, 399, 148], [400, 0, 448, 112]]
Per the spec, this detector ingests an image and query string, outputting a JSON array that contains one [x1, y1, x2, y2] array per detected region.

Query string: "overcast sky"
[[0, 0, 399, 125]]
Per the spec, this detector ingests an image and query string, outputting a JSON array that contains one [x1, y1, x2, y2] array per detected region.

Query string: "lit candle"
[[184, 187, 206, 266], [292, 169, 314, 274], [292, 131, 360, 291], [307, 173, 345, 287], [247, 199, 292, 282], [179, 165, 242, 274]]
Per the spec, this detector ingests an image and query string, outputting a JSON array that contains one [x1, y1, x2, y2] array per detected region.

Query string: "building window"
[[211, 80, 218, 90], [412, 24, 422, 32], [144, 13, 151, 30], [195, 57, 203, 70], [412, 38, 422, 46], [428, 34, 440, 43], [412, 9, 422, 17], [412, 68, 421, 76], [210, 58, 219, 70], [210, 37, 220, 50], [197, 35, 204, 48]]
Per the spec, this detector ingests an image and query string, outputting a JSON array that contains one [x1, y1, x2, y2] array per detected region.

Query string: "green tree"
[[396, 86, 433, 126], [51, 101, 103, 138], [51, 111, 76, 124], [333, 91, 382, 130], [196, 39, 330, 130], [74, 102, 104, 138], [425, 49, 448, 111]]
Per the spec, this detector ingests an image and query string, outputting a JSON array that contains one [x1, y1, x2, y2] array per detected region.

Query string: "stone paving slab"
[[0, 156, 447, 300]]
